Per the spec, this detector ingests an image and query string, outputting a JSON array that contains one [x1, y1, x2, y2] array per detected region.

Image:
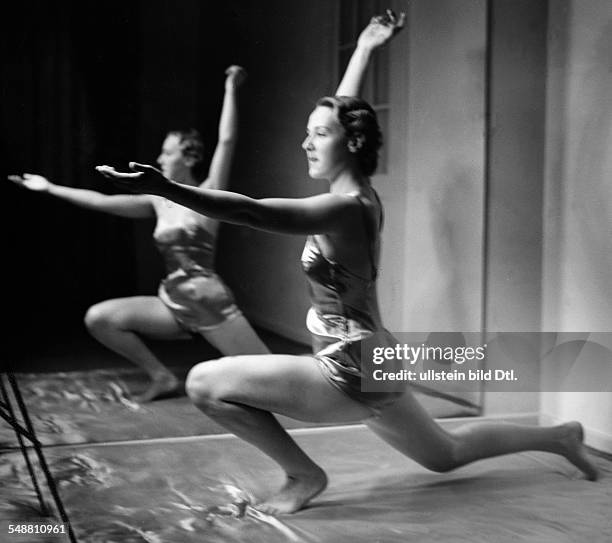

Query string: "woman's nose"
[[302, 136, 312, 150]]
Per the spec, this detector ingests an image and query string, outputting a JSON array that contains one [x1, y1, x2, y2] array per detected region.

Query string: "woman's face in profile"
[[302, 106, 351, 180], [157, 135, 191, 181]]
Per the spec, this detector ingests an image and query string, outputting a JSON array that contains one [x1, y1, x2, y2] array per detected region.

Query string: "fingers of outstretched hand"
[[95, 165, 116, 178], [95, 165, 142, 179], [95, 166, 143, 193], [9, 173, 44, 184], [129, 161, 148, 172], [128, 161, 163, 175]]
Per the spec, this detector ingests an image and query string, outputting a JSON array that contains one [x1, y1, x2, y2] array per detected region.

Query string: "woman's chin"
[[307, 167, 325, 180]]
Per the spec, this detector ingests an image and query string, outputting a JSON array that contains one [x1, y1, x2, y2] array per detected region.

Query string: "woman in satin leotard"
[[9, 66, 269, 402], [98, 12, 597, 513]]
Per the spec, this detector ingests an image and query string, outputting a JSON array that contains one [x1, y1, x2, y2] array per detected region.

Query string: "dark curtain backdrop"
[[2, 1, 240, 360]]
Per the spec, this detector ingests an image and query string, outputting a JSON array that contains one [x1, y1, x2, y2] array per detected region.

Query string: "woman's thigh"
[[187, 354, 374, 423], [88, 296, 191, 340], [365, 389, 455, 467]]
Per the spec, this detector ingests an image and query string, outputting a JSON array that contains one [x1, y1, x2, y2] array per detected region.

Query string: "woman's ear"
[[182, 155, 196, 168], [348, 134, 365, 153]]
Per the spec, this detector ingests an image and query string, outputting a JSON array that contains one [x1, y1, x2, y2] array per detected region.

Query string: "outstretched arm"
[[8, 173, 154, 218], [201, 66, 247, 191], [335, 9, 405, 97], [97, 163, 360, 235]]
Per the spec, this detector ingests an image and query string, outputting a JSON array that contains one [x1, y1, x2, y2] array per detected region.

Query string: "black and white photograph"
[[1, 1, 611, 541]]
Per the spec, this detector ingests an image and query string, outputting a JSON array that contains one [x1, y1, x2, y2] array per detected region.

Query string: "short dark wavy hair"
[[167, 128, 206, 179], [316, 96, 383, 176]]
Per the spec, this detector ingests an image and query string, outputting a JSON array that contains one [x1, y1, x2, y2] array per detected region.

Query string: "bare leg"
[[199, 314, 270, 355], [85, 296, 187, 402], [186, 356, 597, 514], [366, 390, 598, 480], [186, 354, 372, 513]]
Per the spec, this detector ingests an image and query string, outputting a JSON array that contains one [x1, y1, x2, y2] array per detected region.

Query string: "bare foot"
[[560, 421, 598, 481], [256, 467, 328, 515], [134, 374, 182, 403]]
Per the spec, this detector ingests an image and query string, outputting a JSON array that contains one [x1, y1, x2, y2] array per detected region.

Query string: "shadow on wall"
[[433, 162, 483, 332]]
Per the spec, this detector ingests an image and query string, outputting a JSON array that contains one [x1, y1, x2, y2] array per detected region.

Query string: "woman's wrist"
[[45, 182, 58, 195], [225, 82, 239, 94], [355, 41, 376, 56]]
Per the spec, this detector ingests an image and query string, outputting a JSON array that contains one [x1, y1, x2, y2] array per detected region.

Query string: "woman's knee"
[[185, 358, 234, 411], [423, 456, 457, 473], [422, 440, 460, 473], [84, 302, 117, 334]]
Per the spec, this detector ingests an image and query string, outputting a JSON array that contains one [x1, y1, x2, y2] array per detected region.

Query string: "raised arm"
[[97, 163, 359, 235], [201, 66, 247, 191], [335, 9, 405, 97], [8, 173, 154, 219]]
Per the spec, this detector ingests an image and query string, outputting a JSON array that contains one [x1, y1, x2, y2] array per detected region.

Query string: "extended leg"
[[366, 390, 598, 480], [85, 296, 188, 401]]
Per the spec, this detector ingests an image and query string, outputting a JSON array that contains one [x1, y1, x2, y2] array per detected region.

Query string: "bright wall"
[[541, 0, 612, 452]]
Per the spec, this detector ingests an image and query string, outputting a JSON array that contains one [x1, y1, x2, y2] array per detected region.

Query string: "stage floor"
[[1, 423, 610, 543], [2, 331, 609, 542]]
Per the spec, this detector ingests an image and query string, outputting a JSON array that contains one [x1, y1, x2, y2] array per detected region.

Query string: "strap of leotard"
[[372, 188, 384, 232], [353, 193, 380, 281]]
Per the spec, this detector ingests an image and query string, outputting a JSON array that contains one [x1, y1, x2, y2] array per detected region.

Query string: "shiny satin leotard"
[[152, 197, 242, 332], [301, 193, 405, 411]]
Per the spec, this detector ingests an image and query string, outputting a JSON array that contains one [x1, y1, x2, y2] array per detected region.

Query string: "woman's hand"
[[335, 8, 406, 97], [225, 65, 247, 91], [8, 173, 52, 192], [357, 9, 406, 51], [96, 162, 173, 196]]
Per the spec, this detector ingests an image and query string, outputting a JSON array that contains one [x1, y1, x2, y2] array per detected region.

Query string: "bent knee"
[[84, 303, 116, 333], [424, 457, 457, 473], [185, 358, 235, 409], [422, 442, 460, 473]]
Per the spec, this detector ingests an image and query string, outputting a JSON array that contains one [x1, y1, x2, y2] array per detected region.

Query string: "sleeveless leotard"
[[152, 197, 242, 332], [301, 193, 405, 411]]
